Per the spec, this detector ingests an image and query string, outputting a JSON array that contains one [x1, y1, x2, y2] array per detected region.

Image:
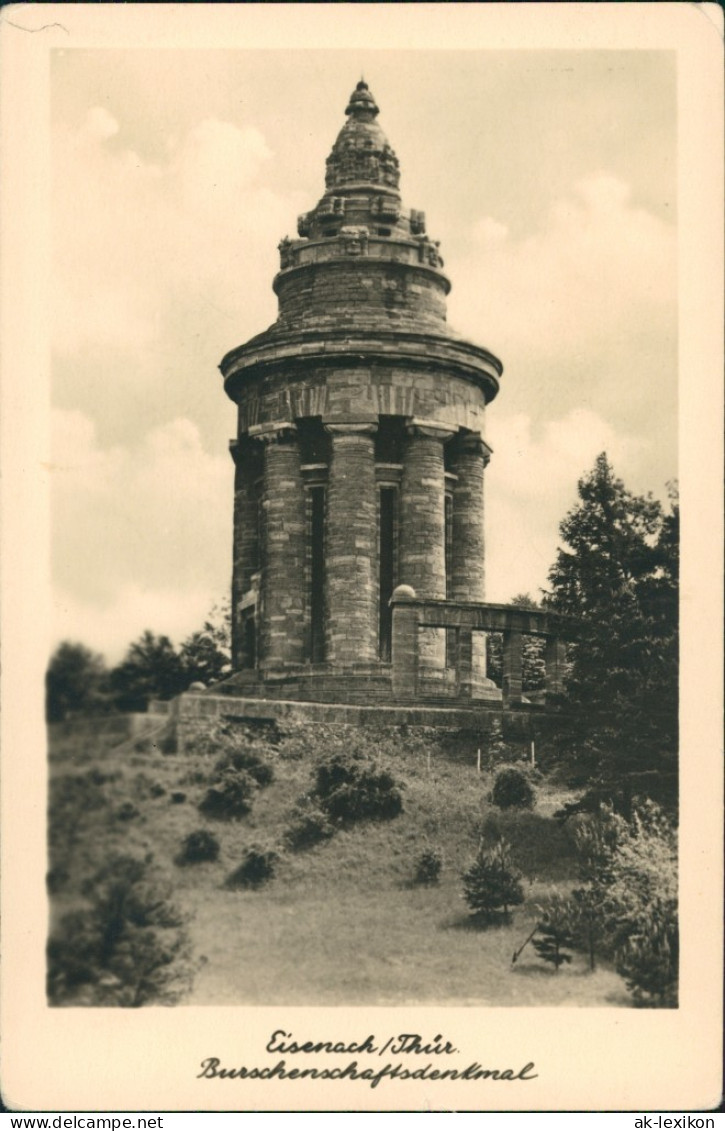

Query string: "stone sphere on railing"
[[390, 584, 417, 603]]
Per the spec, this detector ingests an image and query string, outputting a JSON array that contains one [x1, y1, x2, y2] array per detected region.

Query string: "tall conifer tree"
[[546, 454, 678, 810]]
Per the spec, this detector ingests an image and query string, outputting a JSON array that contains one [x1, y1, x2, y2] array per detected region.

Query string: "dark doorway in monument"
[[378, 485, 397, 660], [309, 484, 326, 663]]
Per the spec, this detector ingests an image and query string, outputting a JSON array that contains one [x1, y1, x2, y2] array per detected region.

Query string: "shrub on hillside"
[[284, 801, 335, 852], [462, 837, 525, 921], [214, 747, 274, 789], [490, 767, 536, 810], [176, 828, 220, 865], [47, 854, 197, 1006], [225, 845, 278, 890], [414, 848, 443, 886], [48, 771, 113, 891], [568, 801, 678, 1005], [185, 722, 277, 761], [116, 801, 140, 822], [313, 752, 403, 825], [198, 767, 256, 821]]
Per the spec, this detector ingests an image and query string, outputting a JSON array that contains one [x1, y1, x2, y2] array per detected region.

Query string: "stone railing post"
[[502, 628, 523, 707], [390, 585, 419, 698], [324, 421, 378, 664], [254, 423, 307, 668]]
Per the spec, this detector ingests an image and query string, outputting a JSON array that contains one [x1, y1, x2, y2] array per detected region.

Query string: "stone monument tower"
[[220, 80, 504, 704]]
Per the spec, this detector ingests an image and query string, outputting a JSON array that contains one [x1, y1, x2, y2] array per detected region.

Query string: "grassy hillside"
[[47, 720, 631, 1007]]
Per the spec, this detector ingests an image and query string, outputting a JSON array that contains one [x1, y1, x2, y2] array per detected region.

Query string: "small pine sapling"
[[414, 848, 443, 885], [462, 837, 525, 922], [532, 926, 574, 972]]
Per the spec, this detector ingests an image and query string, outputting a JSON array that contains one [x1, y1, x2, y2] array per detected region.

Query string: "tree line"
[[46, 601, 231, 721]]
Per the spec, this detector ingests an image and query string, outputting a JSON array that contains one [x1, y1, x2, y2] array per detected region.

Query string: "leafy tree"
[[545, 454, 678, 810], [179, 598, 232, 686], [109, 630, 187, 711], [46, 641, 109, 722]]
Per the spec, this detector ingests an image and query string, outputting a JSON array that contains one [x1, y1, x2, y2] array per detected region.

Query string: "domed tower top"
[[325, 80, 400, 193], [346, 77, 379, 116], [221, 77, 502, 409]]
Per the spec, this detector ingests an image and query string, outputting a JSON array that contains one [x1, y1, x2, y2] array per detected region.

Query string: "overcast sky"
[[50, 48, 677, 662]]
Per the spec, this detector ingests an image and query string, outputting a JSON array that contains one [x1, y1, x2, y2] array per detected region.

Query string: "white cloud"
[[454, 172, 676, 352], [448, 172, 677, 436], [52, 109, 297, 387], [473, 216, 509, 245], [52, 583, 219, 666], [484, 407, 654, 604], [51, 410, 231, 660]]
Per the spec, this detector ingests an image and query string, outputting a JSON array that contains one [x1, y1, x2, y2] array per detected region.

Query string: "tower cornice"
[[221, 326, 502, 405]]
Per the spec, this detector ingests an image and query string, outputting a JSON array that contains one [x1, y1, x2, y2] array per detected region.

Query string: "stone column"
[[399, 422, 452, 674], [449, 432, 492, 692], [324, 422, 378, 665], [449, 432, 488, 601], [230, 435, 262, 670], [256, 424, 306, 669]]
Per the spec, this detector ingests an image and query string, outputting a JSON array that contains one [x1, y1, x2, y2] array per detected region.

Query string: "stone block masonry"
[[325, 424, 378, 663], [257, 426, 307, 669], [217, 80, 505, 706]]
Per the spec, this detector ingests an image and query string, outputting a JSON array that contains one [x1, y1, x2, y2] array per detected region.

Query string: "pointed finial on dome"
[[345, 79, 379, 119]]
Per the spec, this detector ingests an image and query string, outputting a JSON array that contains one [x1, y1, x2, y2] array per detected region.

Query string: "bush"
[[569, 801, 678, 1004], [116, 801, 140, 822], [313, 752, 403, 825], [462, 838, 525, 921], [47, 854, 198, 1006], [214, 748, 274, 789], [414, 849, 443, 886], [198, 768, 256, 821], [225, 845, 278, 890], [490, 767, 536, 810], [284, 802, 335, 852], [170, 791, 186, 805], [176, 829, 220, 865], [615, 897, 678, 1008]]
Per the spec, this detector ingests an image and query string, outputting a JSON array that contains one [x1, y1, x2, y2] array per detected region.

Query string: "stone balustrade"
[[390, 588, 575, 708]]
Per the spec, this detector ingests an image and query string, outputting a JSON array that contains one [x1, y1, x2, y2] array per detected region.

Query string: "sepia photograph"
[[1, 1, 722, 1114]]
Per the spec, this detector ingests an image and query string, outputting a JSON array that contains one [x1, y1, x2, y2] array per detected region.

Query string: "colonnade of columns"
[[231, 417, 489, 673]]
